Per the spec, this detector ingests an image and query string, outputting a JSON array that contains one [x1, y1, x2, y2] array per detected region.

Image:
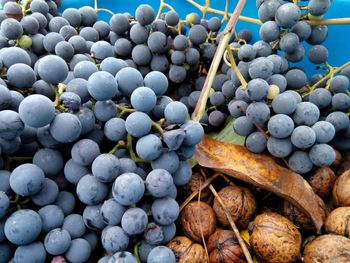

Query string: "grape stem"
[[192, 0, 247, 122], [53, 83, 67, 108], [108, 140, 126, 154], [224, 46, 248, 89], [209, 184, 254, 263], [133, 242, 141, 263], [22, 0, 32, 16], [151, 121, 164, 135], [126, 134, 148, 163], [310, 60, 350, 91], [116, 105, 136, 118]]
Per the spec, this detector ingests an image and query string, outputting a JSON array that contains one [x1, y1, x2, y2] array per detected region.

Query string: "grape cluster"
[[0, 2, 208, 262]]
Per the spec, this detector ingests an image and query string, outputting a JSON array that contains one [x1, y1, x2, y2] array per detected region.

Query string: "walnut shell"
[[207, 230, 247, 263], [333, 170, 350, 206], [182, 172, 213, 203], [308, 167, 336, 198], [282, 200, 315, 231], [167, 236, 208, 263], [332, 149, 342, 168], [303, 234, 350, 263], [325, 207, 350, 238], [181, 201, 216, 242], [213, 185, 256, 229], [250, 212, 302, 263]]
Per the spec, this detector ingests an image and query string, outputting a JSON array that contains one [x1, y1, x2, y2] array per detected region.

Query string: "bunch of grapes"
[[0, 1, 209, 262]]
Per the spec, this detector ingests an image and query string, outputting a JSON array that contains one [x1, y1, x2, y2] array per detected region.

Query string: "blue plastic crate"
[[58, 0, 350, 77]]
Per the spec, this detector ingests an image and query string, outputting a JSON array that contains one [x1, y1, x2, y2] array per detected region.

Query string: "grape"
[[309, 144, 336, 167], [0, 110, 24, 140], [101, 199, 126, 226], [171, 50, 186, 65], [259, 21, 280, 42], [99, 256, 111, 263], [79, 6, 97, 26], [14, 241, 46, 263], [143, 223, 163, 245], [31, 12, 48, 29], [65, 238, 91, 263], [113, 173, 145, 206], [162, 129, 185, 151], [147, 31, 169, 54], [135, 4, 155, 26], [268, 114, 294, 138], [0, 47, 31, 68], [10, 163, 44, 196], [130, 23, 150, 45], [308, 45, 328, 64], [33, 148, 63, 177], [93, 100, 118, 123], [172, 161, 191, 186], [0, 171, 10, 192], [80, 27, 99, 42], [189, 25, 207, 45], [62, 8, 81, 27], [245, 131, 267, 153], [267, 137, 293, 158], [151, 151, 180, 174], [310, 121, 335, 144], [145, 169, 174, 198], [237, 44, 256, 62], [164, 101, 188, 125], [152, 197, 179, 225], [246, 78, 269, 101], [288, 151, 313, 174], [125, 112, 152, 138], [18, 94, 55, 128], [275, 3, 300, 28], [5, 209, 42, 245], [50, 113, 82, 143], [119, 158, 138, 174], [62, 214, 86, 239], [173, 35, 188, 51], [280, 33, 299, 53], [290, 20, 312, 41], [32, 178, 59, 206], [36, 125, 60, 149], [233, 116, 255, 136], [258, 0, 282, 22], [30, 0, 49, 14], [144, 71, 168, 96], [0, 242, 11, 263], [0, 192, 8, 220], [83, 231, 98, 251], [54, 191, 76, 215], [64, 158, 90, 185], [92, 154, 121, 183], [87, 71, 118, 101], [293, 102, 320, 126], [38, 205, 64, 233], [136, 134, 163, 161], [130, 87, 157, 113], [121, 208, 148, 235], [253, 40, 272, 57], [77, 174, 108, 205], [185, 48, 200, 65], [291, 126, 316, 149], [103, 118, 126, 142], [307, 25, 328, 45], [308, 0, 331, 16], [83, 205, 106, 230], [44, 228, 71, 255], [325, 111, 350, 132], [113, 38, 132, 57], [228, 100, 248, 118], [116, 67, 144, 97], [21, 16, 39, 35], [329, 75, 349, 93], [37, 55, 68, 84], [246, 102, 270, 125], [0, 85, 11, 110], [182, 120, 204, 146], [108, 251, 138, 263], [147, 246, 176, 263], [309, 88, 332, 109], [284, 90, 302, 103], [284, 44, 305, 63], [285, 69, 307, 90], [7, 63, 36, 89], [221, 80, 236, 98], [0, 18, 23, 40], [332, 93, 350, 111], [101, 226, 129, 254], [267, 55, 286, 75], [67, 78, 90, 103], [9, 91, 25, 112], [68, 35, 87, 54], [71, 139, 100, 166], [139, 240, 156, 263]]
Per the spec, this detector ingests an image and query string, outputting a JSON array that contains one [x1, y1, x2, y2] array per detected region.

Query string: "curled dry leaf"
[[195, 135, 327, 233]]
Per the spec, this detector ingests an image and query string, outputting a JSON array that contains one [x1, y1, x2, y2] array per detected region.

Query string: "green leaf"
[[209, 116, 245, 145]]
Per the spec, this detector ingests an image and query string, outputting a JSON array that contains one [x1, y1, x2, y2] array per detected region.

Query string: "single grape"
[[332, 93, 350, 111], [151, 151, 180, 174], [292, 102, 320, 126], [280, 33, 299, 53], [77, 174, 108, 205], [108, 251, 138, 263], [38, 205, 64, 233], [83, 205, 106, 230], [50, 113, 82, 143], [121, 208, 148, 235], [259, 21, 280, 42], [92, 154, 121, 183], [146, 169, 174, 198], [275, 3, 300, 28], [246, 78, 269, 101], [136, 134, 163, 161], [309, 144, 336, 167], [100, 199, 126, 226], [65, 238, 91, 263], [233, 116, 255, 136], [64, 158, 90, 185], [245, 131, 267, 153], [329, 75, 349, 93], [54, 191, 76, 215], [71, 139, 100, 166], [147, 246, 176, 263], [31, 178, 59, 206], [135, 4, 155, 26], [44, 228, 71, 255], [237, 44, 257, 62], [267, 137, 293, 158], [309, 88, 332, 109], [308, 0, 331, 16], [152, 197, 179, 225], [102, 226, 129, 254], [246, 102, 271, 125], [188, 25, 207, 45], [112, 173, 145, 206], [268, 114, 294, 138], [291, 126, 316, 149], [325, 111, 350, 132], [288, 151, 313, 174], [308, 45, 328, 64], [14, 241, 46, 263]]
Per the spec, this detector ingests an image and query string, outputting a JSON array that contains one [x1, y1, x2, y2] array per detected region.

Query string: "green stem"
[[134, 242, 141, 263], [126, 134, 148, 163], [54, 83, 67, 108], [116, 105, 136, 118], [109, 141, 126, 154], [10, 195, 20, 204], [151, 121, 164, 135]]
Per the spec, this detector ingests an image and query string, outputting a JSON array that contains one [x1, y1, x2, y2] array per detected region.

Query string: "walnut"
[[182, 172, 213, 203], [303, 234, 350, 263], [333, 170, 350, 206], [325, 207, 350, 238], [180, 201, 216, 242], [167, 236, 207, 263], [213, 185, 256, 229], [250, 212, 302, 263], [308, 167, 336, 198]]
